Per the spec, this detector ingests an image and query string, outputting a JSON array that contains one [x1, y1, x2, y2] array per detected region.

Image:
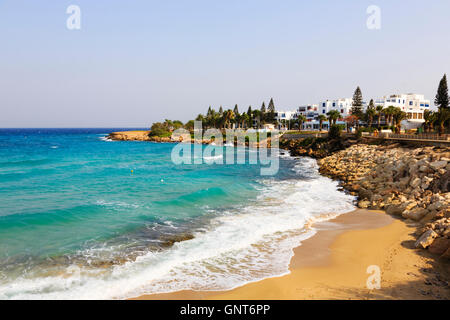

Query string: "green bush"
[[149, 122, 171, 137], [328, 125, 341, 140]]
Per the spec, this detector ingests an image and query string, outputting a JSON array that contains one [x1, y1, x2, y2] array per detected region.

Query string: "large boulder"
[[429, 160, 448, 171], [428, 237, 450, 255], [409, 177, 421, 188], [402, 207, 428, 221], [358, 200, 371, 209], [415, 230, 438, 249]]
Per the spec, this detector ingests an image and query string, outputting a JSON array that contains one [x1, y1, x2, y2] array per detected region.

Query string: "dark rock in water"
[[160, 233, 195, 247]]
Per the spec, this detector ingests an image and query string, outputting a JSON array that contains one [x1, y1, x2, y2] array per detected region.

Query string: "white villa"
[[276, 92, 433, 131], [374, 93, 431, 130]]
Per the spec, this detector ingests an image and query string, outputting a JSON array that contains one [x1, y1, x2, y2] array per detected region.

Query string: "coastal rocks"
[[160, 233, 195, 247], [317, 143, 450, 258], [402, 207, 428, 221], [428, 238, 450, 255], [108, 131, 152, 141], [410, 177, 421, 189], [430, 160, 448, 171], [415, 230, 438, 249], [358, 200, 371, 209]]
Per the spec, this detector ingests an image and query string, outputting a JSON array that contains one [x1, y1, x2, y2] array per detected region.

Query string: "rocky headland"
[[107, 130, 275, 147]]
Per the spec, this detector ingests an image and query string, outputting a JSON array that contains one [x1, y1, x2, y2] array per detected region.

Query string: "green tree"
[[149, 122, 171, 137], [260, 102, 266, 123], [434, 74, 450, 135], [184, 120, 195, 131], [252, 109, 261, 129], [247, 106, 253, 128], [393, 109, 407, 133], [351, 86, 364, 128], [365, 100, 376, 128], [383, 106, 397, 127], [297, 114, 307, 131], [423, 110, 437, 133], [326, 110, 341, 127], [172, 120, 184, 130], [318, 115, 327, 131], [436, 108, 450, 135], [435, 74, 449, 110], [376, 105, 384, 128], [267, 98, 276, 123]]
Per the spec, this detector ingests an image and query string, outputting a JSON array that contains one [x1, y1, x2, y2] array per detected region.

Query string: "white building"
[[275, 110, 297, 130], [374, 93, 431, 129], [318, 98, 366, 118], [276, 92, 431, 131], [297, 104, 319, 121], [275, 110, 297, 122]]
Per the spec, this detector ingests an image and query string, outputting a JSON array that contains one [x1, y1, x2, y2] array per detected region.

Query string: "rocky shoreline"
[[316, 143, 450, 259]]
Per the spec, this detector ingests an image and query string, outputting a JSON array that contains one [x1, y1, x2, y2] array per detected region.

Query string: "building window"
[[322, 103, 325, 107], [418, 113, 423, 119], [332, 103, 336, 107], [322, 110, 325, 114], [409, 101, 413, 105]]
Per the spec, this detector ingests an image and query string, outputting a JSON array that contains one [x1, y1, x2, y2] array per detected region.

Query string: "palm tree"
[[365, 107, 376, 128], [326, 110, 340, 127], [252, 110, 261, 129], [393, 110, 407, 133], [297, 115, 307, 131], [318, 115, 327, 131], [223, 110, 235, 129], [436, 108, 450, 135], [383, 106, 397, 127], [240, 113, 249, 129], [376, 105, 384, 128], [423, 110, 436, 133], [391, 107, 402, 128]]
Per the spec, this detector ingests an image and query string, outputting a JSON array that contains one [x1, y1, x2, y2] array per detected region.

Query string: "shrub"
[[328, 124, 341, 140], [149, 122, 171, 137]]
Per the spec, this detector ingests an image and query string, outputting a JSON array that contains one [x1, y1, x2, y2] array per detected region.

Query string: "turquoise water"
[[0, 129, 355, 299]]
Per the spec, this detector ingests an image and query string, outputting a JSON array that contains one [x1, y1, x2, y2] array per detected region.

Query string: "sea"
[[0, 128, 355, 299]]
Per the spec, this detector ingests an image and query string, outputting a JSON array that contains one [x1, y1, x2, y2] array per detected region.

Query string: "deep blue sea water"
[[0, 128, 355, 299]]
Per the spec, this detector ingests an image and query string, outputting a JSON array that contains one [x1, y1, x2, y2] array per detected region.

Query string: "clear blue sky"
[[1, 0, 449, 127]]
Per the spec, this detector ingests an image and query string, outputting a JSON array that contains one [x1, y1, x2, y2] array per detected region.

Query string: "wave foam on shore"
[[0, 157, 355, 300]]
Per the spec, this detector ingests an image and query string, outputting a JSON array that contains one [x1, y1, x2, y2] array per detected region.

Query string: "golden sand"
[[134, 209, 450, 300]]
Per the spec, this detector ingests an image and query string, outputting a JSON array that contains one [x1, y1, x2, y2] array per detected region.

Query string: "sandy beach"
[[134, 209, 450, 300]]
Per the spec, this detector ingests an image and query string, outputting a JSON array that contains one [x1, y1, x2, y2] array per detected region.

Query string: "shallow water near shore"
[[0, 128, 355, 299]]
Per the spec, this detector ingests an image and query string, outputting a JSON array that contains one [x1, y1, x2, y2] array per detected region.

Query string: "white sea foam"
[[0, 157, 355, 300], [99, 136, 113, 142]]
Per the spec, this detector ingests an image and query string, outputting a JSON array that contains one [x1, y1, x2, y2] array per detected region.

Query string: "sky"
[[1, 0, 449, 128]]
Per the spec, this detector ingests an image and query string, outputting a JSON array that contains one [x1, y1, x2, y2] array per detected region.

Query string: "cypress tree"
[[351, 86, 364, 118], [233, 104, 239, 116], [435, 74, 449, 110], [260, 102, 266, 114], [268, 98, 275, 113]]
